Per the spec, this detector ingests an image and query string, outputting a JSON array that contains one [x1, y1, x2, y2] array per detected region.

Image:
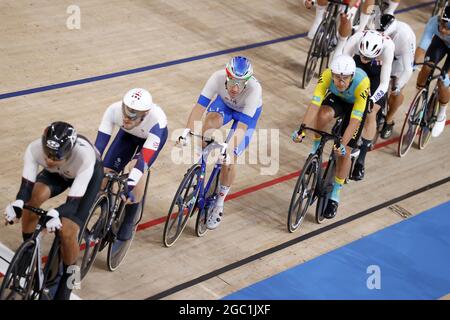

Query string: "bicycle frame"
[[193, 120, 239, 214]]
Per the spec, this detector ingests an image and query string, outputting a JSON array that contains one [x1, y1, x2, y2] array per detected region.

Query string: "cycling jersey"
[[419, 15, 450, 50], [312, 68, 370, 121], [343, 31, 395, 103]]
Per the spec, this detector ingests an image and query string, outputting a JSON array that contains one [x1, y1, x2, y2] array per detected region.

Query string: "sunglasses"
[[226, 77, 248, 90], [332, 73, 352, 82], [122, 103, 146, 121]]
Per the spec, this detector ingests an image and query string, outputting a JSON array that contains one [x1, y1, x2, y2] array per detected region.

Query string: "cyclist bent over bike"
[[292, 55, 370, 218]]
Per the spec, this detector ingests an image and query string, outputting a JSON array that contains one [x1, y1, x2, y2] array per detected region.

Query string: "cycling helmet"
[[359, 30, 384, 59], [42, 121, 77, 161], [122, 88, 153, 112], [378, 14, 397, 36], [225, 56, 253, 80], [330, 54, 356, 76]]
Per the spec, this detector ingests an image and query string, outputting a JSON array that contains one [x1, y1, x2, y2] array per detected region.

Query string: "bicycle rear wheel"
[[77, 193, 108, 280], [419, 90, 439, 150], [302, 20, 326, 89], [0, 240, 38, 300], [398, 89, 426, 157], [163, 164, 202, 247], [315, 156, 336, 224], [195, 171, 219, 237], [287, 154, 320, 233]]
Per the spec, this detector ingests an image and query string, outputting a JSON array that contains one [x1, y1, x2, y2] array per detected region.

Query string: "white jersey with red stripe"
[[98, 101, 168, 151]]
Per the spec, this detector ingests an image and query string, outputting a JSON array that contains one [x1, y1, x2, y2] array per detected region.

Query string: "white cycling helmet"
[[330, 54, 356, 76], [123, 88, 153, 111], [359, 30, 384, 59]]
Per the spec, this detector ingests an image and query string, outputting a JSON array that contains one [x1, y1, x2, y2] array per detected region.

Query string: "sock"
[[54, 264, 75, 300], [315, 5, 327, 23], [385, 0, 399, 15], [331, 176, 345, 203], [22, 232, 33, 242], [356, 13, 371, 33], [357, 138, 372, 166], [438, 104, 447, 121], [117, 203, 139, 241], [310, 137, 321, 155], [216, 184, 230, 207]]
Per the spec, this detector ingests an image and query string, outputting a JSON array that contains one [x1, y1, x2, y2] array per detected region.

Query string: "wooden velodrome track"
[[0, 0, 449, 299]]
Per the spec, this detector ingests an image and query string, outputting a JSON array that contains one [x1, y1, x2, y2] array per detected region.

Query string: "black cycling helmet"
[[378, 14, 396, 35], [42, 121, 77, 160], [442, 4, 450, 22]]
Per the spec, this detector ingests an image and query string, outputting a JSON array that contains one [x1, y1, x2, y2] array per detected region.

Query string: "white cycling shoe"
[[206, 205, 223, 230], [432, 114, 446, 137]]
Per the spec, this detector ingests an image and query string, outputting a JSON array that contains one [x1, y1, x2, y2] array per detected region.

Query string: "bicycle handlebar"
[[299, 125, 342, 145], [415, 61, 444, 74], [23, 205, 47, 216]]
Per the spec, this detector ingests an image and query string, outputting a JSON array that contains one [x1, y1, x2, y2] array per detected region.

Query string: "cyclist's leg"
[[433, 53, 450, 137], [306, 0, 328, 40], [117, 128, 169, 241], [384, 0, 400, 15], [417, 37, 446, 88], [21, 171, 69, 240], [334, 11, 352, 57], [323, 97, 354, 218], [313, 93, 339, 154], [203, 98, 237, 229], [102, 129, 141, 187], [354, 0, 374, 33], [54, 159, 103, 300]]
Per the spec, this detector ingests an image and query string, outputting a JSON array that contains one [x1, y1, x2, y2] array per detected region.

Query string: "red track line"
[[135, 119, 450, 231], [1, 121, 447, 280]]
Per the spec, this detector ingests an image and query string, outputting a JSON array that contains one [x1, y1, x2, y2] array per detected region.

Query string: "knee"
[[318, 107, 334, 123], [204, 113, 223, 128], [59, 220, 79, 244]]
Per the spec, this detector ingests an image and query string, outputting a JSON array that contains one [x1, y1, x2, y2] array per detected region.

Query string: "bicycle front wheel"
[[163, 164, 202, 247], [287, 154, 320, 233], [0, 240, 38, 300], [398, 89, 426, 157], [315, 156, 336, 224], [195, 170, 220, 237], [77, 193, 108, 280], [419, 90, 439, 150]]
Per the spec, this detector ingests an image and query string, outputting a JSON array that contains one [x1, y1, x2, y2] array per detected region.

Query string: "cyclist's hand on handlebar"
[[291, 125, 306, 143], [175, 128, 191, 147], [333, 143, 347, 156], [46, 209, 62, 233], [120, 182, 137, 204], [4, 199, 24, 226]]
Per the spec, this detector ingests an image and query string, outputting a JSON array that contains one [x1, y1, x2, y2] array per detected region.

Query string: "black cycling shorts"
[[425, 35, 450, 73], [322, 92, 367, 149], [36, 159, 103, 228]]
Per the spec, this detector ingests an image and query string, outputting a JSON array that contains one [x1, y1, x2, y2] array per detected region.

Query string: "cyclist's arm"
[[95, 103, 116, 156], [16, 142, 40, 203], [372, 41, 394, 103], [128, 124, 165, 190], [342, 77, 370, 145], [397, 51, 414, 89], [186, 71, 221, 132], [303, 69, 332, 127]]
